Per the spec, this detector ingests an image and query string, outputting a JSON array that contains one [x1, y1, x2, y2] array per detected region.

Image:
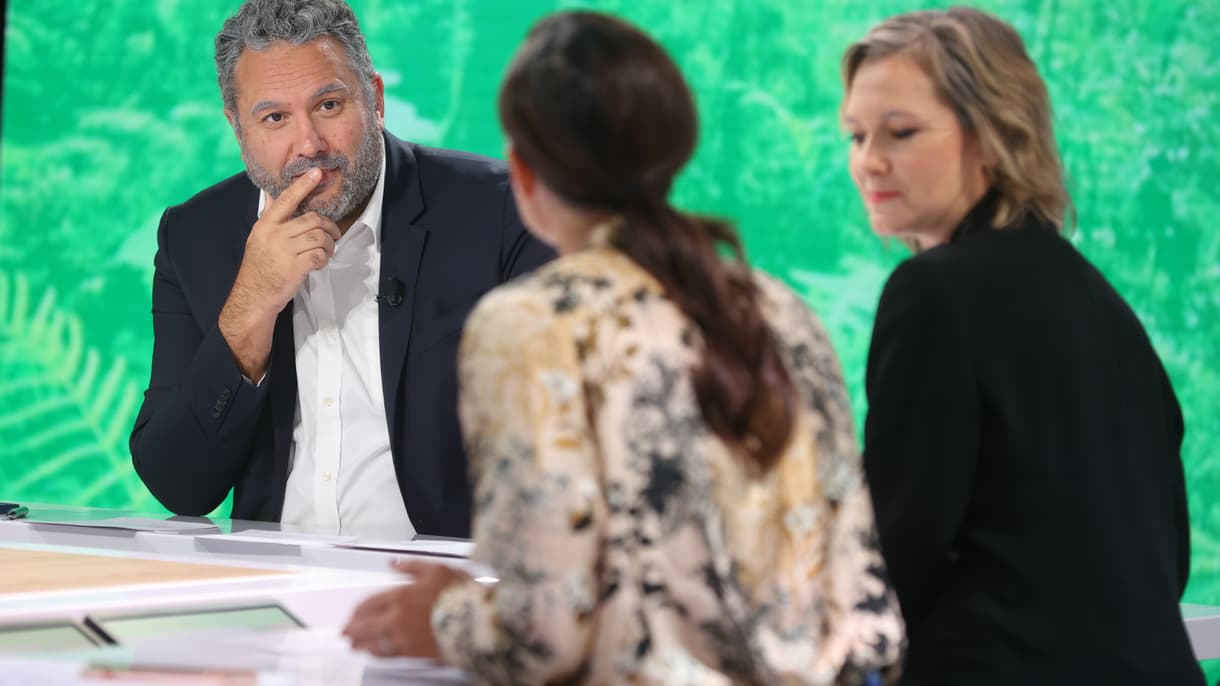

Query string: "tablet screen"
[[0, 621, 98, 653], [87, 603, 304, 643]]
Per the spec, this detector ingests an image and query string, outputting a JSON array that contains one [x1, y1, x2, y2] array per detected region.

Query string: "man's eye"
[[321, 100, 340, 111], [263, 112, 284, 124]]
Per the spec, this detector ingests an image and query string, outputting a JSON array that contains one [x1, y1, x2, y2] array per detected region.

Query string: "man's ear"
[[507, 147, 536, 197], [371, 72, 386, 127], [224, 109, 242, 141]]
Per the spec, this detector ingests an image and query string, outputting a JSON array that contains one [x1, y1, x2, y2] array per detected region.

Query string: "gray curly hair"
[[215, 0, 377, 121]]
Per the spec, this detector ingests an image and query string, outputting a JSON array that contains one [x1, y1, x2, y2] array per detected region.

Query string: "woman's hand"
[[342, 559, 472, 658]]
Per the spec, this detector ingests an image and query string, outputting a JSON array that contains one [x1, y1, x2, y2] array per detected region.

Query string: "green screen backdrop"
[[2, 0, 1218, 670]]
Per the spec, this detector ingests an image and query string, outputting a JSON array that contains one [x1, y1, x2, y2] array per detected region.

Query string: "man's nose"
[[293, 118, 326, 158]]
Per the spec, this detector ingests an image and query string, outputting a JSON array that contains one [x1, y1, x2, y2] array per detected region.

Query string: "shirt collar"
[[255, 137, 388, 251]]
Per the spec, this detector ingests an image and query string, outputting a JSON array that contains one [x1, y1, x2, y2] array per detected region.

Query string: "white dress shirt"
[[262, 144, 415, 539]]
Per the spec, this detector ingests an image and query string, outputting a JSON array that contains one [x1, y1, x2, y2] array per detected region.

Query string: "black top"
[[864, 193, 1203, 685]]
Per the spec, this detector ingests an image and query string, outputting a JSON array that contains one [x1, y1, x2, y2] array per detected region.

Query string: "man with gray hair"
[[130, 0, 552, 537]]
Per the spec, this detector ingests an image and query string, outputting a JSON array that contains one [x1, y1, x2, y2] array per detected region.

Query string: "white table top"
[[4, 502, 1220, 674], [0, 504, 475, 684]]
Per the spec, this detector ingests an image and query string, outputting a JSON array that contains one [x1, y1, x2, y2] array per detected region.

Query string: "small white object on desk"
[[29, 518, 221, 534], [338, 539, 474, 559]]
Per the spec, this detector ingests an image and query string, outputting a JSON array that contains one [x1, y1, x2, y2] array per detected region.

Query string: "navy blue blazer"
[[130, 132, 554, 536]]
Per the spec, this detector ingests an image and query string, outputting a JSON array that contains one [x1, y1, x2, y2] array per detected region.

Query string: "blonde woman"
[[842, 7, 1203, 685]]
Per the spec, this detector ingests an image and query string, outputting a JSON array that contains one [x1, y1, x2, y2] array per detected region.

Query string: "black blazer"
[[130, 132, 554, 536], [864, 194, 1203, 685]]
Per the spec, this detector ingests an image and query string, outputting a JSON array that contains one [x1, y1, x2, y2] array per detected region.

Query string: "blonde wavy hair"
[[842, 6, 1074, 233]]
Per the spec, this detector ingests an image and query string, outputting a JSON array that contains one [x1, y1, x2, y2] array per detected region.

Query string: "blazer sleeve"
[[1159, 361, 1191, 595], [431, 285, 603, 684], [863, 258, 981, 631], [128, 207, 272, 516]]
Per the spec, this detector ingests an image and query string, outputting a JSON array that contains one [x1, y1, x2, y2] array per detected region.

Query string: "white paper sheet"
[[338, 539, 474, 559], [204, 530, 359, 546], [30, 517, 221, 533]]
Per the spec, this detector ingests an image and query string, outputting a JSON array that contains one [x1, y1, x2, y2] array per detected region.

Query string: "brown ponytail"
[[499, 11, 796, 471], [618, 200, 796, 471]]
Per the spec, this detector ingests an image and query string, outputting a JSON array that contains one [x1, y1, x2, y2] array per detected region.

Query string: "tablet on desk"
[[0, 619, 100, 654], [84, 602, 305, 645]]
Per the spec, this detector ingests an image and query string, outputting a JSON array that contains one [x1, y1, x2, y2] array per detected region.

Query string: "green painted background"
[[2, 0, 1218, 669]]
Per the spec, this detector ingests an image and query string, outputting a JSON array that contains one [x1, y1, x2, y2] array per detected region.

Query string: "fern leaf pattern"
[[0, 271, 154, 511]]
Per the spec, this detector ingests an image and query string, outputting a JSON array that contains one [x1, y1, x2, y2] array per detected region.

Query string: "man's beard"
[[242, 114, 383, 223]]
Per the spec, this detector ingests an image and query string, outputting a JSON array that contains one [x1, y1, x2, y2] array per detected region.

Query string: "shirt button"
[[322, 472, 333, 482], [323, 397, 335, 408]]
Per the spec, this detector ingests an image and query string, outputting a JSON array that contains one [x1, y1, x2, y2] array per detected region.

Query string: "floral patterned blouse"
[[432, 246, 904, 685]]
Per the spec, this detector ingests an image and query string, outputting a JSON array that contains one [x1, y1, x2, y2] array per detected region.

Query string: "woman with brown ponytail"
[[343, 11, 903, 684]]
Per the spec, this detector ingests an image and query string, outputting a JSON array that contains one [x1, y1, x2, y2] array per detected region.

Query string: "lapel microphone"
[[376, 277, 405, 307]]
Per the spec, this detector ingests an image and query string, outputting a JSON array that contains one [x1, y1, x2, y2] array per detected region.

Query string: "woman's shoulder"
[[913, 223, 1074, 274], [886, 225, 1087, 312], [543, 248, 657, 292], [468, 249, 660, 331], [749, 269, 832, 341], [749, 268, 798, 302]]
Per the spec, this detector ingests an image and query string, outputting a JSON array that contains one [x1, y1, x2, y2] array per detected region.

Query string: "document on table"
[[338, 539, 474, 559], [192, 529, 359, 557], [29, 517, 220, 533], [190, 529, 473, 559], [198, 530, 359, 546]]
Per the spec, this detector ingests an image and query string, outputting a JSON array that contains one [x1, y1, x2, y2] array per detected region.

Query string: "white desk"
[[4, 504, 1220, 674], [0, 504, 483, 624], [1184, 604, 1220, 660], [0, 504, 475, 684]]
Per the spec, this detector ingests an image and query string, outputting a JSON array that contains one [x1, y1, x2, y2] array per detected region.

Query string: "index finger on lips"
[[263, 168, 322, 223]]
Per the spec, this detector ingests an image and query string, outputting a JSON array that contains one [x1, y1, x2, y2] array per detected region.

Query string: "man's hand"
[[219, 168, 342, 380], [342, 560, 472, 659]]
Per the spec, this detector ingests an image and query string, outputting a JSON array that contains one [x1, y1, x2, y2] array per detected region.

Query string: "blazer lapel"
[[378, 133, 428, 447], [224, 181, 296, 518], [269, 301, 297, 514]]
